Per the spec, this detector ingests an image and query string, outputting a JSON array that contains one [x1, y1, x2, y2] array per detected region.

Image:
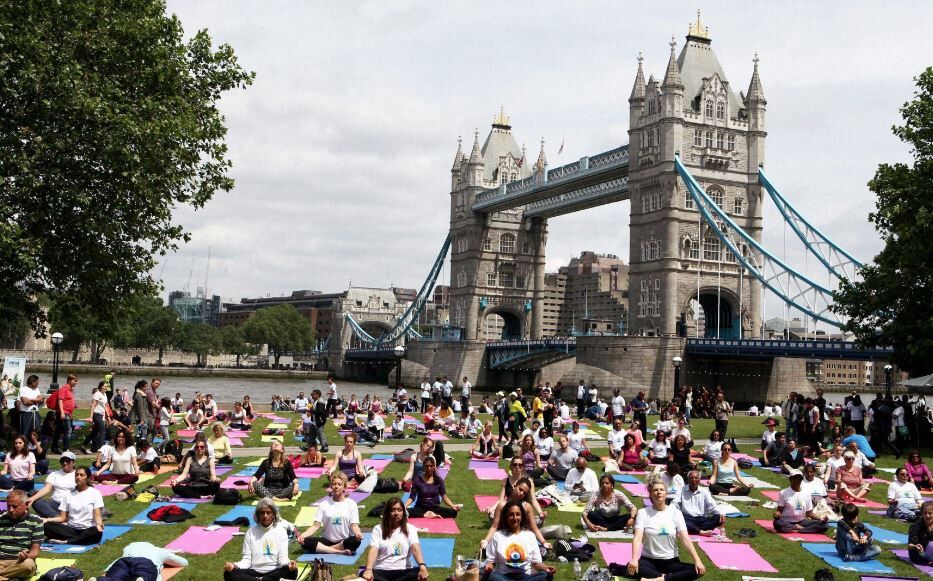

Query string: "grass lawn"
[[45, 411, 932, 580]]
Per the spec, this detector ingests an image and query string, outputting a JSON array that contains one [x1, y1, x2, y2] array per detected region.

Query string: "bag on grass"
[[373, 477, 399, 493], [160, 439, 183, 464], [147, 504, 195, 523], [393, 448, 415, 463], [737, 458, 754, 470], [39, 567, 83, 581], [554, 539, 596, 562], [213, 488, 241, 505], [367, 502, 386, 518], [356, 466, 378, 493]]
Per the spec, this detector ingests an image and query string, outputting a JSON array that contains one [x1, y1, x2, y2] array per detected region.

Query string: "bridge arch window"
[[521, 240, 531, 255], [724, 247, 737, 263], [703, 236, 720, 261], [483, 237, 492, 251], [716, 132, 724, 149], [705, 131, 713, 148], [648, 99, 657, 115], [456, 236, 468, 253], [707, 186, 724, 207], [705, 100, 714, 118], [694, 129, 702, 146], [511, 173, 517, 181], [733, 197, 744, 215], [684, 190, 694, 209], [727, 134, 735, 151], [687, 238, 699, 259], [486, 272, 497, 287], [499, 234, 515, 254], [457, 271, 467, 288], [498, 266, 514, 288], [716, 101, 725, 120], [516, 274, 526, 289]]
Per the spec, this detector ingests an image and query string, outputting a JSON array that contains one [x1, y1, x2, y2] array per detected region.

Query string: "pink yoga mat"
[[166, 525, 239, 554], [363, 459, 391, 472], [474, 468, 507, 480], [598, 542, 632, 566], [760, 490, 780, 501], [408, 518, 460, 534], [176, 430, 199, 438], [469, 459, 500, 470], [621, 483, 649, 497], [228, 437, 244, 446], [95, 484, 126, 497], [475, 496, 499, 511], [754, 519, 831, 542], [698, 541, 777, 572], [828, 494, 887, 509], [294, 466, 330, 478], [220, 477, 250, 490], [427, 432, 449, 441]]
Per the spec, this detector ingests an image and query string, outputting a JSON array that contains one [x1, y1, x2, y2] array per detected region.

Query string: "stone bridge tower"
[[627, 15, 765, 339], [447, 110, 548, 341]]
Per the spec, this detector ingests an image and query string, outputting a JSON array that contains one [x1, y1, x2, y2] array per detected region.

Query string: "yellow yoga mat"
[[251, 491, 302, 506], [261, 435, 284, 443], [267, 423, 290, 429], [294, 506, 318, 527], [33, 558, 76, 580]]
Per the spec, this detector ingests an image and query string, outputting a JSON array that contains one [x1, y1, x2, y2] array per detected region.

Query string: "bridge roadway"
[[471, 145, 629, 216]]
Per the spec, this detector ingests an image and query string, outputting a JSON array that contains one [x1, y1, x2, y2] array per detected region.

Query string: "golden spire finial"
[[688, 9, 709, 39], [493, 106, 510, 127]]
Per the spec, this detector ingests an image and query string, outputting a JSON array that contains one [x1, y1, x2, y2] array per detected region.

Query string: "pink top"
[[5, 452, 35, 481], [626, 429, 645, 449], [905, 461, 932, 485]]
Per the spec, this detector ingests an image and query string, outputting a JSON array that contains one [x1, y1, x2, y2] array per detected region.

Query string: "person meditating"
[[482, 501, 556, 581], [907, 501, 933, 565], [497, 458, 547, 525], [708, 443, 753, 496], [329, 434, 366, 485], [298, 473, 363, 555], [583, 473, 637, 532], [0, 436, 36, 492], [482, 477, 551, 551], [0, 490, 42, 580], [299, 443, 325, 467], [223, 498, 297, 580], [26, 450, 76, 517], [836, 451, 871, 503], [618, 434, 648, 471], [249, 441, 298, 500], [404, 456, 461, 518], [208, 422, 234, 465], [672, 470, 724, 536], [41, 466, 105, 545], [471, 422, 499, 460], [361, 497, 429, 581], [773, 468, 829, 534], [172, 438, 221, 498], [93, 429, 138, 485], [625, 480, 705, 581]]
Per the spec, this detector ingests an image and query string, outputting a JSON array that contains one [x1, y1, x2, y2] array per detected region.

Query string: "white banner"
[[1, 357, 27, 409]]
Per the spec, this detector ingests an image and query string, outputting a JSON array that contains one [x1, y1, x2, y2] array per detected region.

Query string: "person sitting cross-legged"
[[41, 466, 105, 545], [223, 499, 297, 580], [404, 456, 462, 519], [482, 501, 556, 581], [545, 434, 577, 481], [26, 451, 76, 518], [298, 473, 363, 556], [671, 470, 724, 536], [0, 490, 42, 580], [361, 497, 429, 581], [564, 457, 599, 502], [583, 474, 637, 532], [773, 468, 829, 534], [708, 443, 753, 497]]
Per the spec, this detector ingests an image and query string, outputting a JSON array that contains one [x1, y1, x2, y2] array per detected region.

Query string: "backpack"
[[554, 539, 596, 562], [393, 448, 415, 463], [213, 488, 242, 505], [39, 567, 83, 581], [160, 439, 183, 463], [737, 458, 754, 470], [147, 504, 195, 523], [373, 477, 399, 493], [297, 559, 333, 581]]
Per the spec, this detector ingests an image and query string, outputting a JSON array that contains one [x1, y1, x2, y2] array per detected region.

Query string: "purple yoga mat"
[[469, 459, 499, 470], [95, 484, 126, 497], [698, 541, 777, 572], [598, 541, 632, 565], [891, 549, 933, 576], [166, 525, 239, 554], [227, 437, 244, 446]]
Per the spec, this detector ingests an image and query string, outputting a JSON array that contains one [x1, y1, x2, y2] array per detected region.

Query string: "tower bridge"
[[337, 16, 888, 402]]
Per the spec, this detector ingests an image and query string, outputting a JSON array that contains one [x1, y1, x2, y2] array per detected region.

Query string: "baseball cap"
[[60, 451, 76, 461], [787, 468, 803, 479]]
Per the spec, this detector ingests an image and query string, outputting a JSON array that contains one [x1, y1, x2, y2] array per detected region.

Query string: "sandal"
[[736, 528, 757, 538]]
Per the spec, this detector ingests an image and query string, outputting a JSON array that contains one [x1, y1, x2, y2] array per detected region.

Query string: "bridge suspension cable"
[[758, 168, 863, 281], [674, 156, 845, 327], [345, 234, 452, 345]]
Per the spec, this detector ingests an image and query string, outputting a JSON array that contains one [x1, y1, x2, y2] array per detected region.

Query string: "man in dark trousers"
[[632, 391, 649, 441], [311, 389, 328, 453]]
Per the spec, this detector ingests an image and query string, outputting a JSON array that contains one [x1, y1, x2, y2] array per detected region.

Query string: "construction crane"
[[184, 254, 196, 295], [203, 246, 212, 298]]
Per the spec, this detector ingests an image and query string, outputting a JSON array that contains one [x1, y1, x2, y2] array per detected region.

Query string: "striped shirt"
[[0, 513, 42, 559]]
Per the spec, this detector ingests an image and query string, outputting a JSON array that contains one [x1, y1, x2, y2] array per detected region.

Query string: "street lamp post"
[[50, 332, 64, 392], [393, 345, 406, 389], [672, 356, 683, 394], [884, 364, 893, 399]]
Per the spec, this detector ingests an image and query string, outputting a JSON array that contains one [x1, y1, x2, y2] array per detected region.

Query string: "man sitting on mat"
[[671, 470, 724, 536], [773, 468, 829, 534]]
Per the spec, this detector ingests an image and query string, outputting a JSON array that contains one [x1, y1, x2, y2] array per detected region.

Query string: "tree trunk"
[[235, 354, 241, 367], [70, 346, 80, 363], [273, 351, 281, 368], [158, 346, 164, 365]]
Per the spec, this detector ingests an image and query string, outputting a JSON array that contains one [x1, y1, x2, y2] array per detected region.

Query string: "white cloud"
[[160, 1, 931, 326]]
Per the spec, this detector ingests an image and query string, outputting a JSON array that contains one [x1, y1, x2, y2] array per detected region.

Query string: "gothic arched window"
[[707, 186, 724, 207], [499, 234, 515, 254], [457, 271, 467, 288], [716, 101, 725, 119], [705, 100, 714, 117], [694, 129, 702, 146], [716, 132, 724, 149]]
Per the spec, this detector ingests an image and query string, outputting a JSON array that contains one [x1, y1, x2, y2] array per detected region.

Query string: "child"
[[835, 502, 881, 562], [94, 440, 115, 471], [136, 439, 161, 473]]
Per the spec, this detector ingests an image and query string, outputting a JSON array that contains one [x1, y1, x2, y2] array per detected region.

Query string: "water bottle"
[[457, 554, 464, 571], [573, 557, 582, 579]]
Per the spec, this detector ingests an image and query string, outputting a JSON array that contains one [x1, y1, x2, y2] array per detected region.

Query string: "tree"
[[220, 325, 260, 367], [0, 1, 254, 334], [172, 322, 220, 367], [242, 305, 313, 368], [833, 68, 933, 375], [48, 295, 113, 363], [112, 295, 178, 364]]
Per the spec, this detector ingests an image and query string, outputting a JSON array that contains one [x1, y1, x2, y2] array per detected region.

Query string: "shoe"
[[78, 446, 90, 455]]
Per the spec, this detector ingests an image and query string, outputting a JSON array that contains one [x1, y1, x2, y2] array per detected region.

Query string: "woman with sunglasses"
[[41, 467, 104, 546], [249, 441, 299, 500], [26, 451, 76, 517], [708, 443, 753, 496], [619, 434, 648, 471], [626, 420, 646, 450], [837, 451, 871, 503], [498, 458, 547, 524], [404, 456, 461, 518], [172, 438, 221, 498], [362, 497, 428, 581], [905, 450, 933, 490], [647, 431, 670, 465]]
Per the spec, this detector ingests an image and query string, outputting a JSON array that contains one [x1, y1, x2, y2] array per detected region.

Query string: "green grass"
[[48, 413, 932, 580]]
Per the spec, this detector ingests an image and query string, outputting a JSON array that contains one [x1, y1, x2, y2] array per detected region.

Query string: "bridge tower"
[[627, 15, 764, 339], [447, 110, 548, 341]]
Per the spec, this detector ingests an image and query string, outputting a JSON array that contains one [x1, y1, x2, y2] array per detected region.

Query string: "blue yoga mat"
[[800, 542, 894, 574], [370, 454, 395, 460], [215, 504, 255, 524], [420, 537, 455, 568], [235, 467, 258, 476], [42, 525, 132, 554], [612, 474, 641, 484], [865, 523, 909, 544], [297, 478, 313, 491], [297, 533, 372, 565], [127, 502, 196, 525]]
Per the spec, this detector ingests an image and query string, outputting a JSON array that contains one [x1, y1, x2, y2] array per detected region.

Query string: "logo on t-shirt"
[[332, 516, 343, 525], [505, 543, 527, 568], [391, 541, 403, 556]]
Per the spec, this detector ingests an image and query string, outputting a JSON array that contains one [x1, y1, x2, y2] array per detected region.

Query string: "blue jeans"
[[18, 411, 37, 440], [835, 533, 881, 561]]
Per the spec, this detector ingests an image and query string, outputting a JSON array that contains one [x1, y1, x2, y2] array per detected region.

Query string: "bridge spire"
[[468, 130, 483, 164], [451, 136, 464, 170], [629, 51, 646, 102], [533, 138, 548, 174], [746, 53, 767, 104], [661, 36, 683, 90], [687, 9, 710, 41]]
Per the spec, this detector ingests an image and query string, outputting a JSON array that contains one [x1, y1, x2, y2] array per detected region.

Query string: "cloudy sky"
[[160, 1, 931, 326]]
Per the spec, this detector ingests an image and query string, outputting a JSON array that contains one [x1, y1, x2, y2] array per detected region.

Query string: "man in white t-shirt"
[[293, 392, 309, 412], [431, 377, 443, 408], [420, 378, 432, 413], [16, 375, 44, 440], [611, 390, 626, 422], [326, 377, 339, 418], [773, 469, 829, 533], [442, 377, 453, 407], [607, 419, 627, 460], [564, 457, 598, 501], [559, 401, 571, 421], [576, 380, 587, 419], [460, 376, 472, 409]]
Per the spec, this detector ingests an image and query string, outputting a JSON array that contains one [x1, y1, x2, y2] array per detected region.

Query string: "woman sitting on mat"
[[780, 438, 806, 474], [362, 497, 429, 581], [229, 401, 251, 431], [836, 451, 871, 503], [822, 444, 846, 490], [906, 451, 933, 490], [702, 430, 723, 463], [93, 429, 139, 484], [299, 443, 325, 467], [172, 437, 220, 498], [618, 434, 648, 471], [669, 434, 694, 476], [647, 430, 670, 465], [404, 455, 461, 519], [483, 501, 556, 581], [625, 420, 646, 450], [471, 422, 500, 460], [583, 473, 637, 532], [497, 458, 547, 524], [518, 434, 544, 479], [402, 438, 441, 486], [483, 477, 551, 550], [0, 435, 36, 492], [41, 467, 105, 546], [26, 451, 76, 518], [223, 498, 298, 580], [328, 433, 366, 485], [298, 473, 363, 556], [907, 501, 933, 565], [249, 440, 298, 500], [242, 395, 255, 420], [626, 480, 705, 581], [708, 443, 753, 497], [209, 422, 234, 465], [887, 467, 923, 520]]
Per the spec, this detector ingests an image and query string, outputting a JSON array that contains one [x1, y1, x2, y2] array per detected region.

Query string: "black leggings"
[[374, 569, 421, 581], [301, 535, 362, 554], [406, 504, 458, 518], [709, 483, 750, 496], [223, 565, 297, 580], [586, 511, 629, 531], [172, 481, 221, 498], [628, 556, 699, 581], [43, 523, 103, 545]]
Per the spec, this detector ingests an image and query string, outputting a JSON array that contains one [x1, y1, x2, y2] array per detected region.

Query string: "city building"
[[555, 251, 629, 335], [168, 289, 222, 326]]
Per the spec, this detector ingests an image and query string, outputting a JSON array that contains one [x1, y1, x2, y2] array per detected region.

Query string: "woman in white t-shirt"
[[567, 422, 591, 458], [534, 428, 554, 462], [223, 498, 297, 580], [27, 452, 76, 517], [90, 381, 109, 453], [0, 435, 36, 491], [626, 480, 705, 580], [93, 429, 138, 484], [888, 467, 923, 519], [41, 467, 104, 545], [362, 497, 428, 581], [823, 444, 846, 490], [647, 431, 670, 465], [483, 500, 556, 580], [298, 472, 363, 555], [703, 430, 724, 463]]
